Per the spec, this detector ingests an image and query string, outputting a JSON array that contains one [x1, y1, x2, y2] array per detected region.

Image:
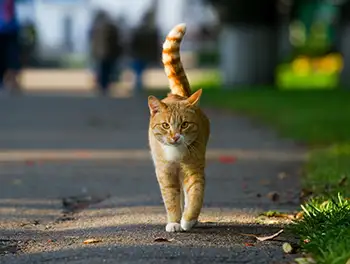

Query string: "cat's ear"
[[148, 95, 165, 116], [187, 89, 202, 106]]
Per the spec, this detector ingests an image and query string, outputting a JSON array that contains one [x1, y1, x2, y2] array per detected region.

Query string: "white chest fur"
[[162, 145, 186, 162]]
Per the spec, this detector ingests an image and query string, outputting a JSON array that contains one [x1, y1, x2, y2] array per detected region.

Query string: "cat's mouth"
[[164, 139, 184, 146]]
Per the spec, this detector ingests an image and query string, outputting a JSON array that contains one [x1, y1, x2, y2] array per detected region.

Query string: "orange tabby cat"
[[148, 23, 210, 232]]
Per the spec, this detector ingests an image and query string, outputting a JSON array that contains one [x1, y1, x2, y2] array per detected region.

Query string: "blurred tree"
[[207, 0, 278, 25], [206, 0, 279, 87]]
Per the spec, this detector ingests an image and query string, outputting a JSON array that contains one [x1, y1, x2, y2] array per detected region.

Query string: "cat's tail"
[[162, 23, 191, 98]]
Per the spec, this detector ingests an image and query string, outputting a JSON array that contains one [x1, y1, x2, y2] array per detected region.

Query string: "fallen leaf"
[[255, 229, 284, 241], [260, 211, 295, 219], [255, 217, 280, 225], [295, 211, 304, 219], [244, 242, 254, 247], [346, 258, 350, 264], [282, 242, 295, 254], [218, 155, 236, 164], [154, 237, 173, 243], [303, 239, 310, 244], [32, 220, 40, 226], [267, 191, 280, 202], [239, 229, 284, 242], [19, 220, 40, 227], [295, 257, 316, 264], [83, 238, 102, 244]]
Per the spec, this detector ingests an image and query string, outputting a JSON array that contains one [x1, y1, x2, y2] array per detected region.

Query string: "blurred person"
[[89, 10, 122, 95], [129, 5, 159, 94], [0, 0, 21, 94]]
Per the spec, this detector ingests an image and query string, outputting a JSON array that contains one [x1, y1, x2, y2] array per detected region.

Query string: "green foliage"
[[289, 194, 350, 264]]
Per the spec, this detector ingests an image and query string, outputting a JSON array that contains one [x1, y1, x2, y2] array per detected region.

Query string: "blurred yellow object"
[[327, 53, 343, 72], [292, 56, 310, 76], [315, 53, 343, 74]]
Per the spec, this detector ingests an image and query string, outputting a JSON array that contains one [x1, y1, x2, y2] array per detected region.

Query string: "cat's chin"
[[167, 142, 182, 147], [163, 141, 183, 147]]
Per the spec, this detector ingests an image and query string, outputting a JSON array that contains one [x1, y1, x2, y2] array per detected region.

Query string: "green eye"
[[162, 122, 170, 129], [181, 122, 189, 129]]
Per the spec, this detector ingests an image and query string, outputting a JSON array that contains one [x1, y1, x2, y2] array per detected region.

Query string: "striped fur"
[[162, 23, 191, 98], [148, 23, 210, 232]]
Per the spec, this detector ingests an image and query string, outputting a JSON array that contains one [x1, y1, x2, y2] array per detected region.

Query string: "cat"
[[147, 23, 210, 232]]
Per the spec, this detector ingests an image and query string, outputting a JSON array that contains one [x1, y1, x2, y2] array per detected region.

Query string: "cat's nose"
[[172, 133, 181, 143]]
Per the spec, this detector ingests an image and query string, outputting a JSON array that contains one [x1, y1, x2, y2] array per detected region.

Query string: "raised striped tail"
[[162, 23, 191, 98]]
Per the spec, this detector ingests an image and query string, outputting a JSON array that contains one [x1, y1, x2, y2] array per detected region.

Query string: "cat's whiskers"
[[184, 141, 200, 159]]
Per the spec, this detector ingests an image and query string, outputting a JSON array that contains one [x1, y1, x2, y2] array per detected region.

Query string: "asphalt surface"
[[0, 93, 305, 263]]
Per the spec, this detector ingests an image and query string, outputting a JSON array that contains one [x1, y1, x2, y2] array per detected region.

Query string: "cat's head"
[[148, 89, 202, 146]]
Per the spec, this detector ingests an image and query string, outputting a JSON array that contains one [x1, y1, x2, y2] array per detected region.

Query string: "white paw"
[[165, 222, 182, 232], [180, 219, 197, 231]]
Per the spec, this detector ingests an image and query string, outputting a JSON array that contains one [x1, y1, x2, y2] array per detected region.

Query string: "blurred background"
[[3, 0, 350, 95], [0, 2, 349, 261]]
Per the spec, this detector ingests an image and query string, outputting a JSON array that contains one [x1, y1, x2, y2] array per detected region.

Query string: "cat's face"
[[148, 90, 202, 147]]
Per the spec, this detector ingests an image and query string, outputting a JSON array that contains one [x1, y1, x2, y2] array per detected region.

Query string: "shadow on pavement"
[[0, 222, 299, 264]]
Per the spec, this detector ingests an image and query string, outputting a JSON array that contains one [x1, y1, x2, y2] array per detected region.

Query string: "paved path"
[[0, 93, 305, 263]]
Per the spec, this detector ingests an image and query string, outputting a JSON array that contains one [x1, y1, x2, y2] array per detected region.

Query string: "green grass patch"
[[304, 144, 350, 197], [292, 144, 350, 263], [200, 89, 350, 146], [191, 70, 222, 90], [288, 194, 350, 264]]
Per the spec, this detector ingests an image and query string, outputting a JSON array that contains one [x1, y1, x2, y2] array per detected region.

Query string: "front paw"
[[180, 219, 197, 231], [165, 222, 182, 232]]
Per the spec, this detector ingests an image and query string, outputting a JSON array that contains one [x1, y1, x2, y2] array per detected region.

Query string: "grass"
[[304, 144, 350, 197], [291, 145, 350, 263], [196, 88, 350, 263], [200, 89, 350, 146], [288, 194, 350, 264]]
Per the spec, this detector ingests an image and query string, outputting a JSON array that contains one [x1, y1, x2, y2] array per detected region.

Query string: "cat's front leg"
[[156, 165, 182, 232], [181, 165, 205, 231]]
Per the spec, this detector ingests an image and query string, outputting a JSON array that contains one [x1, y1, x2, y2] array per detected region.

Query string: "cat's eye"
[[181, 122, 189, 129], [162, 122, 170, 129]]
